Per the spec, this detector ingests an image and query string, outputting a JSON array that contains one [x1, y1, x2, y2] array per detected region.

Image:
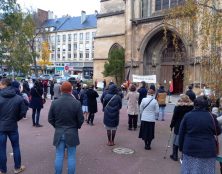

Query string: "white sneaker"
[[14, 165, 25, 174]]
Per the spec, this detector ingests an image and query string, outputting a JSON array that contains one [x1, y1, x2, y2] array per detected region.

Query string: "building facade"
[[94, 0, 202, 93], [36, 11, 97, 79]]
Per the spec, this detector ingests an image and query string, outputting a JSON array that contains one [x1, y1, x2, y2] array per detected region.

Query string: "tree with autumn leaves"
[[163, 0, 222, 97], [37, 41, 52, 73]]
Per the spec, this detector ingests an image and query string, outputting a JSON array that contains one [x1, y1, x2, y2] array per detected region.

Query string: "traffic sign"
[[64, 65, 69, 70]]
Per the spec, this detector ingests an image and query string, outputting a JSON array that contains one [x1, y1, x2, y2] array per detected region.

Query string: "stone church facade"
[[94, 0, 199, 93]]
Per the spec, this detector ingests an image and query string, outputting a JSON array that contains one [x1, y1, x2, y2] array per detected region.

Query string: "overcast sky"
[[17, 0, 100, 17]]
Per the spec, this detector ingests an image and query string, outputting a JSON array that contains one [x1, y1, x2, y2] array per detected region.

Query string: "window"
[[68, 53, 71, 59], [79, 43, 83, 51], [92, 41, 94, 50], [62, 44, 66, 51], [155, 0, 184, 11], [57, 35, 60, 42], [92, 52, 94, 59], [74, 52, 77, 59], [85, 52, 89, 59], [85, 42, 90, 51], [68, 34, 72, 41], [63, 35, 66, 42], [79, 52, 83, 59], [80, 33, 83, 41], [86, 32, 90, 40], [68, 44, 71, 51], [57, 54, 60, 58], [57, 47, 60, 51], [74, 34, 77, 41], [51, 54, 54, 59], [141, 0, 151, 18], [73, 43, 77, 50]]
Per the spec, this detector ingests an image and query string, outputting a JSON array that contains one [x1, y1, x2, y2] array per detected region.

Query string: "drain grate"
[[113, 147, 135, 155]]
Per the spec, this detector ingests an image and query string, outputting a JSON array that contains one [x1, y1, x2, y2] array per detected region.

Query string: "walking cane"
[[163, 131, 173, 159]]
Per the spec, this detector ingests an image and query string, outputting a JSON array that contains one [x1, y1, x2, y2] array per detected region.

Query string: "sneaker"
[[35, 124, 43, 127], [14, 165, 25, 174]]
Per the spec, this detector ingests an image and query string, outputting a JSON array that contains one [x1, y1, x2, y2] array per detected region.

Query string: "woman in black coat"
[[29, 81, 44, 127], [170, 94, 193, 161], [86, 85, 99, 125], [103, 84, 122, 146]]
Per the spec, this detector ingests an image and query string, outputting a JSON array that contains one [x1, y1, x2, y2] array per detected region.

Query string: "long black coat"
[[170, 104, 193, 134], [48, 94, 84, 147], [29, 87, 43, 109], [86, 88, 99, 113]]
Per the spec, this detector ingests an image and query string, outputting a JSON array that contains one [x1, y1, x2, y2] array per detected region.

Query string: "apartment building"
[[36, 10, 97, 79]]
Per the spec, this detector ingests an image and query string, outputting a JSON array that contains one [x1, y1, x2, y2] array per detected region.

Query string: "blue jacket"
[[179, 109, 221, 158], [0, 87, 27, 131], [103, 85, 122, 127], [137, 87, 147, 105], [80, 89, 88, 106]]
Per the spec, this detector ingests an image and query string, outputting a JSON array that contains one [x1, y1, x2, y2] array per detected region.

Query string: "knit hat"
[[61, 81, 72, 93], [11, 80, 20, 89]]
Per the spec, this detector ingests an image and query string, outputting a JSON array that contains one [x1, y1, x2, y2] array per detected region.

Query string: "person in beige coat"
[[126, 84, 139, 130]]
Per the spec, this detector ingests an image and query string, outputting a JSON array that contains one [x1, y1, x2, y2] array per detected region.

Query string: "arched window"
[[155, 0, 184, 11], [109, 43, 123, 55]]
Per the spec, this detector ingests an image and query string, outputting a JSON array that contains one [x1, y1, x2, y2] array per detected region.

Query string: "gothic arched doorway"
[[143, 29, 187, 94]]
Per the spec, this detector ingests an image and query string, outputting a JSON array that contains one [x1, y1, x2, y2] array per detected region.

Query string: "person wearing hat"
[[170, 94, 193, 161], [48, 81, 84, 174], [139, 87, 159, 150]]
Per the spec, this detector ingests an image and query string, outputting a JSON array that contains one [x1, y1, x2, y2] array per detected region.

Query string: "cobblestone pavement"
[[5, 97, 221, 174]]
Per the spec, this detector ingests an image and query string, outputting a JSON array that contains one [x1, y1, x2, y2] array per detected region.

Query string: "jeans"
[[32, 108, 41, 125], [156, 107, 165, 120], [55, 135, 76, 174], [0, 129, 21, 173]]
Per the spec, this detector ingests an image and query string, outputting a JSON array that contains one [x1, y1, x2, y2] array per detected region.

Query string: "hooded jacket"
[[0, 86, 27, 131], [103, 84, 122, 127]]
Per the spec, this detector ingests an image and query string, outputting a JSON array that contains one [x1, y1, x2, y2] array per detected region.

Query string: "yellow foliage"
[[39, 41, 52, 67]]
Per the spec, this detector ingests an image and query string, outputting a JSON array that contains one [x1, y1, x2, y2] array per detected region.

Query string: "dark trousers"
[[0, 129, 21, 173], [128, 114, 138, 129], [32, 108, 41, 125], [87, 113, 95, 124]]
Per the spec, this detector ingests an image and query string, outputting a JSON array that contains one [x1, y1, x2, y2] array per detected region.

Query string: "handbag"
[[209, 112, 220, 155]]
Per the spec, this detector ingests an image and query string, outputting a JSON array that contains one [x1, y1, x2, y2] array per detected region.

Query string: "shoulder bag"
[[142, 98, 153, 114], [105, 94, 116, 109]]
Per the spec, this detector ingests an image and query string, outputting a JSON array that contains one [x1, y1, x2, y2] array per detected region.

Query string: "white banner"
[[132, 74, 156, 83]]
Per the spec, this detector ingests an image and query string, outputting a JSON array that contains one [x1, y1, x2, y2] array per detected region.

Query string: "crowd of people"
[[0, 76, 222, 174]]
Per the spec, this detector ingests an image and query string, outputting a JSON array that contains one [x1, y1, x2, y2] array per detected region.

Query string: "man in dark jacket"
[[48, 81, 84, 174], [185, 85, 196, 102], [0, 78, 27, 174]]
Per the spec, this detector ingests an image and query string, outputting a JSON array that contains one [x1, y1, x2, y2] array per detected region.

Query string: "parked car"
[[40, 74, 52, 80]]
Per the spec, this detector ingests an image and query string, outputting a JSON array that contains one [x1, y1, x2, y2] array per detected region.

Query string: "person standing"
[[139, 87, 159, 150], [103, 84, 122, 146], [179, 96, 221, 174], [49, 80, 55, 100], [155, 85, 167, 121], [126, 84, 139, 130], [53, 81, 61, 100], [79, 84, 89, 122], [185, 85, 196, 102], [43, 79, 48, 99], [86, 85, 99, 125], [169, 94, 193, 161], [137, 81, 148, 126], [0, 78, 26, 174], [29, 81, 44, 127], [48, 81, 84, 174]]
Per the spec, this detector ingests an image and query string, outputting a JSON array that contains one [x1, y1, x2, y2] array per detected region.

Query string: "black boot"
[[145, 140, 151, 150], [170, 145, 178, 161]]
